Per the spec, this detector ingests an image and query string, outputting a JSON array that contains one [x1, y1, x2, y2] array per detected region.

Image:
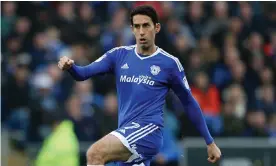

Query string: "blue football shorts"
[[110, 121, 163, 166]]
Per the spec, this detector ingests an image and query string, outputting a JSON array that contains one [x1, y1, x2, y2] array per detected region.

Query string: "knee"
[[86, 144, 105, 164]]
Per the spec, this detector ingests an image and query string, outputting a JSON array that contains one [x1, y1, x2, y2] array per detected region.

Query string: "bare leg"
[[86, 133, 132, 165]]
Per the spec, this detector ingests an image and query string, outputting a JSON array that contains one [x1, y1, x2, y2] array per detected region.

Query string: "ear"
[[155, 23, 161, 34], [130, 25, 135, 35]]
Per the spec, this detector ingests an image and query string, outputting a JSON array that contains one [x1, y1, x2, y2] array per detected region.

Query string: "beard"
[[141, 44, 149, 50], [139, 41, 152, 51]]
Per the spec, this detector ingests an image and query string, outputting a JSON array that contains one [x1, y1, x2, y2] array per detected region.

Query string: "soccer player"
[[58, 5, 221, 166]]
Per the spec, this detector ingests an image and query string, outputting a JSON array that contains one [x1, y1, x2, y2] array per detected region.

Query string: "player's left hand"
[[207, 142, 221, 164]]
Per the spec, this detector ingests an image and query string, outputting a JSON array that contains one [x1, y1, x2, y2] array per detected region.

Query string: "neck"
[[137, 44, 157, 55]]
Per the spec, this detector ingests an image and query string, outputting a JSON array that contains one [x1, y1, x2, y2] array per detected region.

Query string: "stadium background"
[[1, 1, 276, 166]]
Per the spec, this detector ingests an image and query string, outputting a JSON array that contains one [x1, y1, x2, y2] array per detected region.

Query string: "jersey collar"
[[134, 45, 160, 60]]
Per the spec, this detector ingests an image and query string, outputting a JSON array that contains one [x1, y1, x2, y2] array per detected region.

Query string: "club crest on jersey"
[[150, 65, 161, 75]]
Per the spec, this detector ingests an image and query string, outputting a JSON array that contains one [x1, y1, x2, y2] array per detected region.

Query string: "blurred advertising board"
[[181, 138, 276, 166]]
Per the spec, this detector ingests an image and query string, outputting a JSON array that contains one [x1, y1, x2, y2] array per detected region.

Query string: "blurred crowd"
[[1, 1, 276, 166]]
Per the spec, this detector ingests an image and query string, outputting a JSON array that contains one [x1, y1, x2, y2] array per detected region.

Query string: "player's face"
[[131, 15, 160, 50]]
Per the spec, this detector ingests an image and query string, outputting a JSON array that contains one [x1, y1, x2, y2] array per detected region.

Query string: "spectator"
[[47, 63, 72, 102], [66, 93, 102, 142], [185, 2, 205, 40], [44, 26, 68, 60], [222, 84, 247, 119], [203, 2, 229, 37], [3, 35, 22, 61], [35, 117, 80, 166], [221, 98, 245, 137], [239, 2, 253, 25], [2, 54, 31, 123], [54, 2, 79, 44], [228, 60, 248, 90], [29, 31, 48, 71], [261, 2, 276, 39], [185, 50, 205, 82], [255, 85, 276, 116], [238, 2, 262, 38], [1, 2, 18, 38], [259, 67, 274, 86], [212, 47, 240, 90], [160, 2, 175, 23], [163, 16, 196, 56], [98, 91, 119, 136], [223, 33, 238, 51], [228, 16, 244, 47], [245, 110, 269, 137], [241, 32, 265, 65], [243, 55, 263, 105], [264, 32, 276, 58], [191, 71, 221, 116], [77, 2, 101, 43], [73, 79, 104, 110], [100, 7, 133, 52], [264, 32, 276, 70], [268, 113, 276, 137], [14, 17, 31, 38], [197, 36, 220, 67]]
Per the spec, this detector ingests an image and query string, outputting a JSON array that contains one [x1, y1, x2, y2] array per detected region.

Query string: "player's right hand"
[[58, 56, 74, 70]]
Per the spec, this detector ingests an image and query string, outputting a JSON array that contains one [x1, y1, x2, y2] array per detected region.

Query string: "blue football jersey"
[[88, 45, 189, 128]]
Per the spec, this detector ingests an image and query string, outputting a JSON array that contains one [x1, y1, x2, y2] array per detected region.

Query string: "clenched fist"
[[207, 142, 221, 164], [58, 56, 74, 70]]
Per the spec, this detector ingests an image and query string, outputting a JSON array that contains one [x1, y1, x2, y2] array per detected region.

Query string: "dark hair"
[[130, 5, 159, 25]]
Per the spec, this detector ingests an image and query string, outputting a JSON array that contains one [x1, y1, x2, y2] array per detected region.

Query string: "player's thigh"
[[88, 133, 132, 162]]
